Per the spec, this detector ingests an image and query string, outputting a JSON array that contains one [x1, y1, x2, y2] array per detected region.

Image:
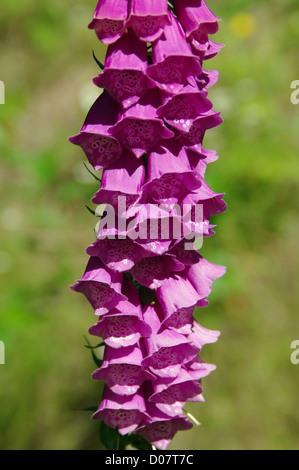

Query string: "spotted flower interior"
[[70, 0, 226, 450]]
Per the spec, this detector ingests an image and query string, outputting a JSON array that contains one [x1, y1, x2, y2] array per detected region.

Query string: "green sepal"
[[92, 50, 104, 70], [84, 341, 105, 350], [84, 336, 103, 368], [84, 162, 102, 182], [85, 205, 100, 217]]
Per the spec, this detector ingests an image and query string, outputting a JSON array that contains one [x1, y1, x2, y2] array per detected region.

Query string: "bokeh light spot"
[[229, 12, 257, 38]]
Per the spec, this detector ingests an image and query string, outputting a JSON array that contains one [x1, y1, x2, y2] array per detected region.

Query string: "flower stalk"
[[70, 0, 226, 450]]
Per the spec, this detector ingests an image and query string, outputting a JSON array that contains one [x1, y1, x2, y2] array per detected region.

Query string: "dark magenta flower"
[[173, 0, 223, 61], [92, 343, 154, 395], [191, 34, 224, 61], [93, 30, 155, 109], [69, 92, 122, 170], [111, 88, 174, 158], [147, 14, 202, 90], [130, 254, 184, 290], [174, 0, 220, 39], [127, 0, 171, 42], [195, 68, 219, 90], [141, 141, 201, 208], [87, 236, 149, 273], [142, 331, 199, 380], [70, 257, 126, 312], [157, 83, 213, 121], [89, 311, 152, 349], [89, 0, 128, 44], [156, 256, 226, 315], [170, 109, 223, 141], [91, 150, 145, 212]]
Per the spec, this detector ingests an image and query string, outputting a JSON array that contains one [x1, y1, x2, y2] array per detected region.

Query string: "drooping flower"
[[170, 109, 223, 141], [174, 0, 220, 39], [157, 83, 213, 122], [70, 0, 226, 450], [147, 14, 202, 91], [126, 0, 171, 43], [91, 149, 145, 212], [141, 140, 202, 209], [111, 88, 174, 158], [156, 256, 226, 316], [173, 0, 223, 61], [141, 304, 199, 379], [93, 30, 155, 109], [69, 91, 122, 170], [88, 0, 128, 44]]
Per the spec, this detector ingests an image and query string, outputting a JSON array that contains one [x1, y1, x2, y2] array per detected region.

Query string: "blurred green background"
[[0, 0, 299, 450]]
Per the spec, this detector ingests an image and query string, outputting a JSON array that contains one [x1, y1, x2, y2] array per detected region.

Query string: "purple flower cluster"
[[70, 0, 226, 450]]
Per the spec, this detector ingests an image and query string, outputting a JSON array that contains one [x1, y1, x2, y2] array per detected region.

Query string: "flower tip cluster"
[[70, 0, 226, 450]]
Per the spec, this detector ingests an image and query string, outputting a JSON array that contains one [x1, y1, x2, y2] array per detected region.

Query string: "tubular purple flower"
[[141, 305, 199, 379], [195, 69, 219, 90], [69, 91, 122, 170], [130, 254, 185, 290], [125, 203, 182, 256], [186, 257, 226, 298], [70, 257, 126, 312], [169, 109, 223, 139], [88, 0, 128, 44], [89, 312, 152, 348], [158, 83, 213, 121], [188, 321, 220, 350], [91, 150, 145, 210], [93, 386, 148, 435], [135, 401, 193, 450], [180, 177, 227, 235], [167, 239, 202, 266], [186, 145, 219, 177], [141, 141, 201, 207], [92, 343, 154, 395], [87, 236, 150, 273], [127, 0, 171, 42], [161, 306, 195, 335], [185, 356, 217, 380], [142, 298, 195, 335], [88, 276, 152, 347], [174, 0, 220, 39], [156, 256, 226, 315], [148, 367, 204, 417], [147, 14, 202, 89], [191, 35, 224, 61], [111, 88, 174, 158], [93, 30, 155, 108]]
